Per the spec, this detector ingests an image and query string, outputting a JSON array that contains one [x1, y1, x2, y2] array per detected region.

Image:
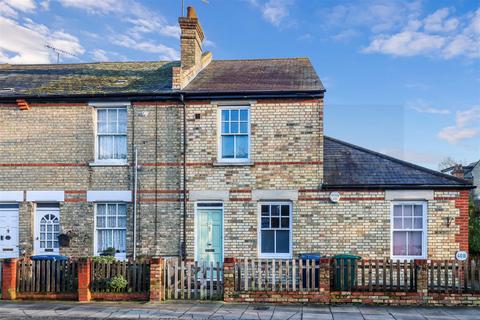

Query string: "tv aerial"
[[45, 43, 78, 63]]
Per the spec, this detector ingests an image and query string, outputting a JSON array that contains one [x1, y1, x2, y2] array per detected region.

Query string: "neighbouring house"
[[0, 7, 473, 264], [442, 161, 480, 200]]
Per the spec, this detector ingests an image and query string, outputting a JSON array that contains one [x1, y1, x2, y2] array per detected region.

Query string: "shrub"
[[100, 247, 116, 257], [469, 194, 480, 256], [92, 255, 116, 264], [108, 275, 128, 293]]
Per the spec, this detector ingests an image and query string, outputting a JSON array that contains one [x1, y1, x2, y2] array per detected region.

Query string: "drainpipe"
[[133, 147, 138, 260], [180, 94, 187, 260]]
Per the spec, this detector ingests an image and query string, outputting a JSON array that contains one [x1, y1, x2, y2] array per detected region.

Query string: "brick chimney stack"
[[179, 6, 204, 70], [452, 164, 464, 179], [173, 6, 212, 89]]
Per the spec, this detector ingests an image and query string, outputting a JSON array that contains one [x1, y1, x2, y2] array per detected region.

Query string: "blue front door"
[[196, 208, 223, 265]]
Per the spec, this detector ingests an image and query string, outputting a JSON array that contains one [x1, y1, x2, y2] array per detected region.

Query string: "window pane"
[[414, 217, 422, 229], [393, 231, 407, 256], [240, 109, 248, 121], [118, 109, 127, 133], [414, 205, 423, 217], [281, 218, 289, 228], [97, 109, 107, 122], [231, 110, 238, 121], [271, 205, 280, 216], [108, 204, 116, 215], [118, 216, 126, 228], [114, 136, 127, 159], [281, 205, 290, 216], [271, 217, 279, 228], [240, 122, 248, 133], [261, 205, 269, 216], [236, 136, 248, 158], [97, 216, 105, 228], [408, 232, 422, 256], [276, 231, 290, 253], [97, 204, 106, 215], [107, 217, 116, 228], [222, 122, 229, 134], [393, 205, 402, 217], [404, 205, 413, 217], [403, 217, 412, 229], [231, 122, 238, 133], [118, 204, 127, 216], [261, 217, 269, 228], [98, 121, 107, 134], [221, 136, 234, 158], [261, 230, 275, 253], [98, 136, 114, 159], [221, 110, 229, 122], [393, 217, 402, 229]]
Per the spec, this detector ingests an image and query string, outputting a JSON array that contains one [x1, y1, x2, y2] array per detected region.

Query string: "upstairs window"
[[391, 202, 427, 260], [219, 107, 250, 162], [96, 108, 127, 161]]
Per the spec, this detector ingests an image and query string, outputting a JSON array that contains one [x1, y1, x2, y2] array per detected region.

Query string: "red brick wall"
[[455, 190, 470, 252]]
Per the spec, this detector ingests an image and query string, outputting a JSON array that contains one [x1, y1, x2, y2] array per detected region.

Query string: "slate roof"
[[323, 136, 472, 188], [185, 58, 323, 93], [0, 58, 324, 98]]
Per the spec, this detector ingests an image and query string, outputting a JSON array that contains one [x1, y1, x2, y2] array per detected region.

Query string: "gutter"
[[322, 184, 475, 190], [0, 90, 325, 104]]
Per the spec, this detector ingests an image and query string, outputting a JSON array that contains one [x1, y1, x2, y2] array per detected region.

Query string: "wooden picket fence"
[[235, 259, 322, 291], [164, 259, 223, 300], [16, 259, 78, 293], [334, 259, 416, 292], [428, 259, 480, 293], [90, 260, 150, 293]]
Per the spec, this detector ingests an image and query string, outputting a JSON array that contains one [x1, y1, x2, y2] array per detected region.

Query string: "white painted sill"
[[213, 161, 254, 166], [89, 161, 129, 167]]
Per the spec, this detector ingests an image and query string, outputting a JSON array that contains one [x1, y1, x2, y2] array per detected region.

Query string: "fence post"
[[149, 257, 165, 302], [415, 259, 428, 296], [223, 257, 236, 302], [319, 258, 331, 293], [77, 257, 92, 302], [1, 258, 18, 300]]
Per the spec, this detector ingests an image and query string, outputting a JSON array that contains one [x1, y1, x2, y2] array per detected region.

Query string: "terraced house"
[[0, 7, 472, 264]]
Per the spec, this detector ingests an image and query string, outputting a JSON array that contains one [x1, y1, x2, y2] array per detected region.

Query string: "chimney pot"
[[187, 6, 197, 18], [452, 164, 464, 179]]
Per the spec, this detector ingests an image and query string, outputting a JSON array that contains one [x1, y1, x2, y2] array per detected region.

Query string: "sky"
[[0, 0, 479, 170]]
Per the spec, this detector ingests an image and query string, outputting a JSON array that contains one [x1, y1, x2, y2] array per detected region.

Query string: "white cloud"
[[364, 31, 445, 56], [407, 99, 450, 115], [364, 7, 480, 59], [0, 16, 84, 64], [424, 8, 459, 33], [438, 106, 480, 144], [57, 0, 119, 14], [110, 34, 179, 60], [92, 49, 108, 62], [3, 0, 36, 12], [249, 0, 294, 27]]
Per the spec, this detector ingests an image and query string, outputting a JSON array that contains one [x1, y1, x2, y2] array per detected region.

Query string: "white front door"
[[35, 204, 60, 255], [0, 204, 20, 258]]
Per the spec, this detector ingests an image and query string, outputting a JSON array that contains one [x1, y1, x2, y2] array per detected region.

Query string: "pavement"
[[0, 301, 480, 320]]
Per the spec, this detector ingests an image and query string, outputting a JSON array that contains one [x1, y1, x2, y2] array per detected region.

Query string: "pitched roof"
[[185, 58, 323, 93], [0, 58, 324, 98], [323, 136, 472, 188]]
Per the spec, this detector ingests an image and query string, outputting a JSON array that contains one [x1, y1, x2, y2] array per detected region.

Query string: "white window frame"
[[93, 105, 128, 165], [217, 106, 251, 163], [257, 201, 293, 259], [93, 202, 127, 259], [390, 201, 427, 261]]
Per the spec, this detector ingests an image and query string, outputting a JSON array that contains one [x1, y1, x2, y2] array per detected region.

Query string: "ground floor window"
[[258, 202, 292, 258], [391, 202, 427, 260], [95, 203, 127, 256]]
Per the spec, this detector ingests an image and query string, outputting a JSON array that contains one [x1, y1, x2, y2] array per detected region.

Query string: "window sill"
[[259, 254, 293, 260], [213, 161, 254, 166], [89, 161, 129, 167]]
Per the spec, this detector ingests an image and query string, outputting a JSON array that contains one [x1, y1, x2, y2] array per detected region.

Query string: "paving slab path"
[[0, 301, 480, 320]]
